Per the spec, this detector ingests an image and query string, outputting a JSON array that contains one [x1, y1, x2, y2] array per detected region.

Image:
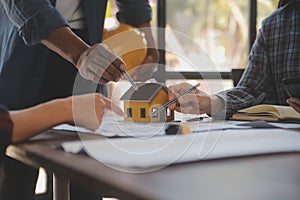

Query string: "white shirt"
[[56, 0, 86, 29]]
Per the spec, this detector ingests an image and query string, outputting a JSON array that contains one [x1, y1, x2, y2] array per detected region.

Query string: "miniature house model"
[[120, 83, 174, 122]]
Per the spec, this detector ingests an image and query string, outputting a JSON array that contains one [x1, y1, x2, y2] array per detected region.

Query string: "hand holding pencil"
[[77, 43, 127, 84], [152, 83, 200, 116], [168, 83, 224, 115], [168, 83, 201, 114]]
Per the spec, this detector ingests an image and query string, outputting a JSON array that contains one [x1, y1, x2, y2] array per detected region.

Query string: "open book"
[[231, 104, 300, 121]]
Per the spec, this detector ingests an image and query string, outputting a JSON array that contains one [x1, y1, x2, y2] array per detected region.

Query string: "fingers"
[[131, 63, 156, 81], [287, 98, 300, 113], [112, 58, 126, 71], [142, 48, 159, 65], [168, 83, 194, 110], [177, 94, 200, 112], [88, 58, 121, 83], [93, 93, 124, 116], [101, 96, 124, 116], [144, 55, 153, 64], [98, 98, 106, 117], [167, 90, 209, 115], [174, 105, 193, 114], [77, 43, 126, 84], [177, 94, 197, 104], [77, 43, 159, 83], [169, 93, 198, 113], [91, 94, 106, 128], [173, 105, 205, 115], [290, 97, 300, 105], [168, 89, 177, 110], [128, 47, 158, 81], [287, 101, 300, 113]]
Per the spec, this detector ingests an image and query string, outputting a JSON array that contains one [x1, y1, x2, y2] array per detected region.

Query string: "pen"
[[151, 83, 200, 117], [113, 62, 139, 91], [186, 117, 204, 122], [122, 70, 139, 91]]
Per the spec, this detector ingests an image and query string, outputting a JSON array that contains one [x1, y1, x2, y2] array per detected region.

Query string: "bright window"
[[166, 0, 249, 71], [166, 108, 172, 117], [257, 0, 278, 30], [152, 108, 158, 118]]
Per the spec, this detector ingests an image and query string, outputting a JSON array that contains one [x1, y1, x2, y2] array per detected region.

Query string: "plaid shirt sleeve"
[[215, 26, 274, 119], [214, 2, 300, 119], [0, 105, 13, 163]]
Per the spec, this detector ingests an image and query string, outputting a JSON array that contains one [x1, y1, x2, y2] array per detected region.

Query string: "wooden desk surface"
[[6, 129, 300, 200]]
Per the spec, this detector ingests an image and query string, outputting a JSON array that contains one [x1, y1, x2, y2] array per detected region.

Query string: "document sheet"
[[60, 115, 300, 169]]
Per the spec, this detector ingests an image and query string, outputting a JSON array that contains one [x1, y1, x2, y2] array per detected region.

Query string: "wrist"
[[42, 26, 90, 67], [61, 97, 74, 124], [137, 23, 156, 46], [210, 95, 225, 115], [137, 22, 151, 28], [71, 41, 90, 67], [49, 98, 73, 125]]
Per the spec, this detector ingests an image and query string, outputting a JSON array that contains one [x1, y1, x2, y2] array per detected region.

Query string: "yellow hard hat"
[[103, 24, 147, 72]]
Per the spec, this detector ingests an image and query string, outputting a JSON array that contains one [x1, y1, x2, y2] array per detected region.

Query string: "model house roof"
[[120, 82, 167, 102]]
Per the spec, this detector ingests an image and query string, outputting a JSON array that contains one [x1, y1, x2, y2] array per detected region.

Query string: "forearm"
[[138, 23, 153, 37], [10, 99, 71, 142], [138, 22, 156, 46], [42, 26, 90, 66]]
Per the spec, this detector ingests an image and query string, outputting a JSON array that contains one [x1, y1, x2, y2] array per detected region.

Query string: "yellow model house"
[[120, 83, 174, 122]]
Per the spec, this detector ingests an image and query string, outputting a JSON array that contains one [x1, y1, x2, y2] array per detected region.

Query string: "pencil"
[[122, 70, 139, 91], [151, 83, 200, 117], [112, 61, 139, 91]]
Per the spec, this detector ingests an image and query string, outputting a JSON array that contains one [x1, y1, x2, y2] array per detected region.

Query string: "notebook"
[[231, 104, 300, 122]]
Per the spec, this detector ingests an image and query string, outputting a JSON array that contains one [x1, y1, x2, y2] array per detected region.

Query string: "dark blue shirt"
[[0, 0, 152, 109]]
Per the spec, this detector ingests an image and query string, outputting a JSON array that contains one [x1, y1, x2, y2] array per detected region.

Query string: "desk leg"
[[53, 173, 70, 200]]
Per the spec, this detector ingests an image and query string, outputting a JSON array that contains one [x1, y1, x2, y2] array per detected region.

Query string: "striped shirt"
[[0, 105, 13, 163], [216, 1, 300, 119]]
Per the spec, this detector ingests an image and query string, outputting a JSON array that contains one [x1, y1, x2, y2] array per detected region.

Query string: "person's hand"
[[287, 97, 300, 113], [42, 27, 126, 84], [131, 48, 159, 81], [77, 43, 126, 84], [130, 23, 159, 81], [168, 83, 224, 115], [68, 93, 124, 130], [168, 83, 208, 115]]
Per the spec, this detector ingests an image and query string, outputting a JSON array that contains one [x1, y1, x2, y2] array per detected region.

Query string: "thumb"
[[177, 94, 197, 105], [168, 89, 177, 110]]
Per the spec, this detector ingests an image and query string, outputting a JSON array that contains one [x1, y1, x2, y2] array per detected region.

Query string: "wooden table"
[[6, 129, 300, 200]]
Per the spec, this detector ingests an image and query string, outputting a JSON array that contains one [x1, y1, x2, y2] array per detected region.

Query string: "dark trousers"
[[0, 29, 105, 200], [0, 157, 38, 200]]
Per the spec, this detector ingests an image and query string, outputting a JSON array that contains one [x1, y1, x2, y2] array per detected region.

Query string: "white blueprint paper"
[[61, 128, 300, 169]]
